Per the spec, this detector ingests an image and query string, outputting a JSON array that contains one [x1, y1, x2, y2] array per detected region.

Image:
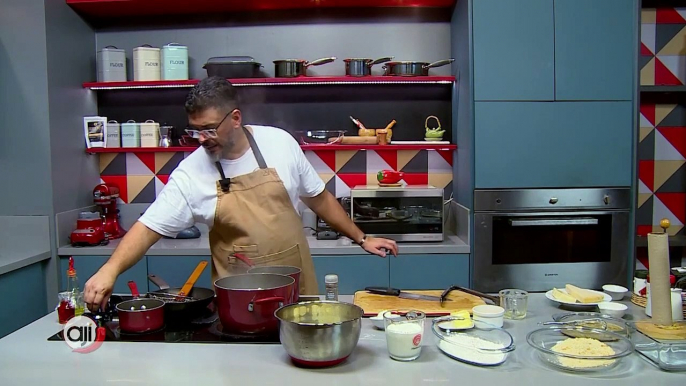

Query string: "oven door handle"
[[508, 217, 598, 226]]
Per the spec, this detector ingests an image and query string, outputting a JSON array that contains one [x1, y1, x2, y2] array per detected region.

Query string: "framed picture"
[[84, 116, 107, 148]]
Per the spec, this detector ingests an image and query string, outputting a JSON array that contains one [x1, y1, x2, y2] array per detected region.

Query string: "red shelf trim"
[[86, 144, 456, 153], [86, 147, 199, 153], [67, 0, 456, 18], [82, 76, 455, 90], [300, 144, 456, 151]]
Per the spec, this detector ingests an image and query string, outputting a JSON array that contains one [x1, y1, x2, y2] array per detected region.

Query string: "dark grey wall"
[[452, 0, 473, 210], [45, 0, 100, 214], [95, 21, 452, 79], [0, 0, 52, 216]]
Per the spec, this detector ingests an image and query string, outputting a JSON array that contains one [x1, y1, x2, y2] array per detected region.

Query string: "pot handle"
[[248, 296, 285, 312], [147, 274, 171, 290], [423, 59, 455, 69], [127, 280, 141, 299], [369, 56, 394, 66], [305, 57, 337, 67]]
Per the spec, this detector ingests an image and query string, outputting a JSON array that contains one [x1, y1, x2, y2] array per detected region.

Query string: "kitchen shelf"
[[640, 86, 686, 93], [83, 77, 456, 90], [86, 144, 457, 153], [86, 147, 199, 154], [300, 144, 456, 151], [66, 0, 456, 19]]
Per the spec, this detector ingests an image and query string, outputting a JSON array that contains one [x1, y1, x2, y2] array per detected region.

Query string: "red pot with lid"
[[214, 273, 295, 335], [116, 281, 165, 333]]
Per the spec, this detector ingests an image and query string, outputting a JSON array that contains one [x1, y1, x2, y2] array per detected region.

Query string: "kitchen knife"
[[365, 287, 450, 302]]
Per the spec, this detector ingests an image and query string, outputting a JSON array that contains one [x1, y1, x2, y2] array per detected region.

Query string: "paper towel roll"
[[647, 232, 673, 325]]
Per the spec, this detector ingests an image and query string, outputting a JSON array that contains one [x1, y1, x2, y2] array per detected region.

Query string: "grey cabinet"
[[389, 254, 469, 290], [554, 0, 635, 101], [473, 0, 636, 102], [312, 255, 389, 295], [60, 256, 149, 294], [474, 101, 633, 188], [473, 0, 555, 101], [0, 262, 47, 339]]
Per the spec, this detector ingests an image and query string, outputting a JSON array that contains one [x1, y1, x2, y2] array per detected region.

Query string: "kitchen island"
[[0, 294, 681, 385]]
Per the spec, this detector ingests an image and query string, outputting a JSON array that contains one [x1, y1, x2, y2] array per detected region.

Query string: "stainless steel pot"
[[273, 57, 336, 77], [383, 59, 455, 76], [344, 56, 393, 77], [275, 301, 363, 367]]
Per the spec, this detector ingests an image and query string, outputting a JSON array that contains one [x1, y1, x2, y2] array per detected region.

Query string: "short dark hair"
[[184, 76, 239, 115]]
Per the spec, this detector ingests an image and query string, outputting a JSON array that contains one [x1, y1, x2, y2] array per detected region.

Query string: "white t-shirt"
[[139, 125, 325, 237]]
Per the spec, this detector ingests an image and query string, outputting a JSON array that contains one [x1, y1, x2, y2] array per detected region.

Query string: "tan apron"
[[208, 126, 318, 295]]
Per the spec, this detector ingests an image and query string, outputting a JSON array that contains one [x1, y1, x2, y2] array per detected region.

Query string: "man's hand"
[[82, 221, 163, 312], [84, 265, 117, 312], [361, 236, 398, 258]]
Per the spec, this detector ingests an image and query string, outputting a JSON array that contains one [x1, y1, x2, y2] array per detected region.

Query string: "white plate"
[[545, 289, 612, 306]]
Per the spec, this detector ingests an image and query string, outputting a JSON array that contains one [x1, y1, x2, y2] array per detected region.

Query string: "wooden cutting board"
[[353, 290, 486, 316], [635, 321, 686, 341]]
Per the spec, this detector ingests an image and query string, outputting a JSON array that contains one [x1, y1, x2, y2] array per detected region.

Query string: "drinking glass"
[[499, 289, 528, 320], [384, 309, 425, 361]]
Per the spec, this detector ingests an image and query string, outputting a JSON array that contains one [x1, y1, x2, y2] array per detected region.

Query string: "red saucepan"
[[247, 265, 302, 302], [214, 273, 295, 335], [116, 281, 165, 333]]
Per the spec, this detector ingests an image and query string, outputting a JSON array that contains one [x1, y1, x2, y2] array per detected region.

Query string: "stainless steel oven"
[[473, 188, 631, 292]]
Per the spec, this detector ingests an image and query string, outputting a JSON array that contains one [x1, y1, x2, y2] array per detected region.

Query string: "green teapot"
[[425, 115, 445, 140]]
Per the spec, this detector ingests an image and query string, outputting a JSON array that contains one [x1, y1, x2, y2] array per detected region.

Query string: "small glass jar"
[[57, 291, 75, 324], [499, 289, 529, 320], [325, 274, 338, 301]]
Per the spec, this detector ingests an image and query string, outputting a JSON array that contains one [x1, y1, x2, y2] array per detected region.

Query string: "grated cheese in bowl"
[[551, 337, 616, 369]]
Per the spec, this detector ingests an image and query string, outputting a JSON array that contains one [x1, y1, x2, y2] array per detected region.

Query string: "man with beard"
[[84, 76, 398, 311]]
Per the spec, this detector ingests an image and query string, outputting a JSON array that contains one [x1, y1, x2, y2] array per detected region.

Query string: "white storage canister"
[[161, 43, 189, 80], [97, 46, 127, 82], [121, 120, 140, 147], [133, 45, 161, 81], [106, 120, 121, 148], [139, 120, 160, 147]]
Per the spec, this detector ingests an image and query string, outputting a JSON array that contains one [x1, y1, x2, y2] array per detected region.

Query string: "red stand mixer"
[[70, 183, 127, 246]]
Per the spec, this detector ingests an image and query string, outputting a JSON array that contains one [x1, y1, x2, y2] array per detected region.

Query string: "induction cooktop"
[[47, 294, 316, 344]]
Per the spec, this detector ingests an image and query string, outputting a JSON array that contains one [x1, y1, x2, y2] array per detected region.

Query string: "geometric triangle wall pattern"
[[100, 149, 455, 203]]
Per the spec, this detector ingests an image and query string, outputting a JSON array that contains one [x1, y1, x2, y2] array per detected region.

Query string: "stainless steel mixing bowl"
[[274, 301, 363, 367]]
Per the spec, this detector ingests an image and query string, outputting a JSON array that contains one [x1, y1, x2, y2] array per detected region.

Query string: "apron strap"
[[215, 126, 267, 192], [242, 126, 268, 170], [215, 162, 231, 192]]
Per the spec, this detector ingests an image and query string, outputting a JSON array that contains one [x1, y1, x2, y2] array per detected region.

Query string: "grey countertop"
[[0, 294, 682, 385], [0, 216, 52, 275], [57, 234, 469, 256]]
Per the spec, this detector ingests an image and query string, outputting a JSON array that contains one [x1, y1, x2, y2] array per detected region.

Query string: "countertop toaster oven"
[[349, 185, 444, 242]]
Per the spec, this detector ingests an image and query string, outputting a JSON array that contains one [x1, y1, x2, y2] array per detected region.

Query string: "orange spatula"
[[176, 261, 208, 300]]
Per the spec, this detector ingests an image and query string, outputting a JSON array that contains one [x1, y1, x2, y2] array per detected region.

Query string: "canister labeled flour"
[[161, 43, 189, 80], [133, 45, 161, 81], [97, 46, 127, 82]]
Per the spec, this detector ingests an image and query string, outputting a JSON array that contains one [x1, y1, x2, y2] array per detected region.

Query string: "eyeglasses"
[[185, 109, 234, 139]]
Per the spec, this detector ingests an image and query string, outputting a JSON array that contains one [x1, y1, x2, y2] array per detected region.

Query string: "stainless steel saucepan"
[[344, 56, 394, 77], [273, 57, 336, 77], [383, 59, 455, 76]]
